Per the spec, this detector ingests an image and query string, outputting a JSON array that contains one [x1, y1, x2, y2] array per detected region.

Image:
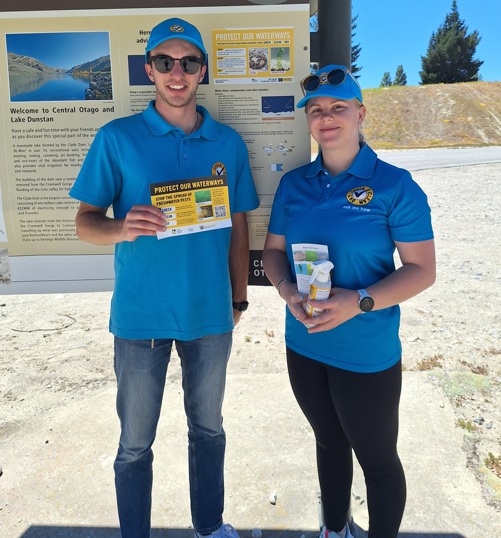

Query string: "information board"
[[0, 2, 310, 292]]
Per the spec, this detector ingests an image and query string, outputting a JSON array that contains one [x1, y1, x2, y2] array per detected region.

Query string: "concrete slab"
[[1, 357, 499, 537]]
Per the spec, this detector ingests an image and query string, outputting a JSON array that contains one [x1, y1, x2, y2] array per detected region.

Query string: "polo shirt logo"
[[346, 186, 373, 206], [212, 162, 226, 176]]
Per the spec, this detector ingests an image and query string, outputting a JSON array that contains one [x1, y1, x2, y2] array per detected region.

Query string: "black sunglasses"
[[300, 67, 356, 95], [150, 55, 204, 74]]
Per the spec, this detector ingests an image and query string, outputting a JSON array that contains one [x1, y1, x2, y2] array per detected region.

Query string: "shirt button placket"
[[322, 171, 332, 199]]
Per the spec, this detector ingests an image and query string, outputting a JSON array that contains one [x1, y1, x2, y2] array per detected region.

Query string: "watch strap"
[[232, 301, 249, 312]]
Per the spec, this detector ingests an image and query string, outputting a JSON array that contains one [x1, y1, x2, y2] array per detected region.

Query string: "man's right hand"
[[75, 202, 167, 246], [121, 204, 167, 242]]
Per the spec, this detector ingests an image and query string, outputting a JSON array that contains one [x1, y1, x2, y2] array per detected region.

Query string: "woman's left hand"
[[304, 288, 360, 333]]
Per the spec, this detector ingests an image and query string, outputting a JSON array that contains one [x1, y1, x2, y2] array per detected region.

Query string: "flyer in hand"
[[150, 175, 232, 239], [291, 243, 329, 293]]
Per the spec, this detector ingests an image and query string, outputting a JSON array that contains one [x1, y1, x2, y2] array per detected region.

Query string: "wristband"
[[276, 278, 290, 298]]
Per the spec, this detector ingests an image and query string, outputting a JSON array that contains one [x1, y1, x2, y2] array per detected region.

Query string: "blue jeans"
[[113, 333, 232, 538]]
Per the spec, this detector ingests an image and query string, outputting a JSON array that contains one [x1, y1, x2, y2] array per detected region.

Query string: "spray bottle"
[[304, 260, 334, 324]]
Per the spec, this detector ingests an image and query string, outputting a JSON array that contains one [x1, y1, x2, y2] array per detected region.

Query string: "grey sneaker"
[[195, 524, 240, 538]]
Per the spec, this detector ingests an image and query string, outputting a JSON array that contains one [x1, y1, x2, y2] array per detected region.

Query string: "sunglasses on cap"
[[300, 67, 357, 95], [150, 55, 203, 74]]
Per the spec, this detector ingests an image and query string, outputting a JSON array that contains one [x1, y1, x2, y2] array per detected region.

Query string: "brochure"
[[150, 175, 231, 239], [291, 243, 329, 293]]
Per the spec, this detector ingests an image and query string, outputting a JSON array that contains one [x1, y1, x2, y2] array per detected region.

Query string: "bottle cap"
[[310, 260, 333, 284]]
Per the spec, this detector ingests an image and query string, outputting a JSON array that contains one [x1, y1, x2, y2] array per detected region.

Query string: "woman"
[[262, 65, 436, 538]]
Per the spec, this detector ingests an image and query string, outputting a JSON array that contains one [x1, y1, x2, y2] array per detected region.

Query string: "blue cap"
[[145, 18, 207, 63], [297, 64, 363, 108]]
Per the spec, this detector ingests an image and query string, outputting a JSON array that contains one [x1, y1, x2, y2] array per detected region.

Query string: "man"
[[69, 17, 259, 538]]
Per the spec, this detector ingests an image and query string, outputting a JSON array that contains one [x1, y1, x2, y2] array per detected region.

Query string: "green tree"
[[380, 72, 392, 87], [420, 0, 483, 84], [350, 15, 362, 77], [393, 65, 407, 86]]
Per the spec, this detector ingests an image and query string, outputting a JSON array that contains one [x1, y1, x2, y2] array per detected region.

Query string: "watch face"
[[360, 296, 374, 312], [233, 301, 249, 312]]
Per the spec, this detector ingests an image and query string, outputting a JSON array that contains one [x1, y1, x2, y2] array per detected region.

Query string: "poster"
[[0, 3, 310, 291]]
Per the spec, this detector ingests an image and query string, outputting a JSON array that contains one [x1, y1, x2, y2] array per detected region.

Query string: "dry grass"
[[417, 354, 443, 371], [485, 453, 501, 479], [310, 81, 501, 151], [456, 417, 479, 432]]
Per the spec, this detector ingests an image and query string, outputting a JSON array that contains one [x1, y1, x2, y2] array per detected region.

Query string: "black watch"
[[232, 301, 249, 312], [357, 289, 374, 313]]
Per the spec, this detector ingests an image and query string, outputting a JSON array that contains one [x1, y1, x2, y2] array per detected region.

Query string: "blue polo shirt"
[[268, 144, 434, 373], [70, 101, 259, 340]]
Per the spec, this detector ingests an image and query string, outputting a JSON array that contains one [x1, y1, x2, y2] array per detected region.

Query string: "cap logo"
[[170, 24, 184, 33], [319, 72, 328, 85]]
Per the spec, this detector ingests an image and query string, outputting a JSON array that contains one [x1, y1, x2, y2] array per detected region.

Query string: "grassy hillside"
[[312, 81, 501, 151], [7, 52, 66, 76], [364, 81, 501, 149]]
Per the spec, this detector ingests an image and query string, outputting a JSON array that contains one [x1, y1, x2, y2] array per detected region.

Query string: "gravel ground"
[[0, 162, 500, 535]]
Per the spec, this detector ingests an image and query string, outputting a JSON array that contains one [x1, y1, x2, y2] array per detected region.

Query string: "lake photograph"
[[7, 31, 112, 102]]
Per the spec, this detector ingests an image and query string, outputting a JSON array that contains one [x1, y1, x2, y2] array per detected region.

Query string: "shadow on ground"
[[19, 527, 466, 538]]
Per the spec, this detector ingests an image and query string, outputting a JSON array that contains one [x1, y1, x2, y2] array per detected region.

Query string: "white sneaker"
[[195, 523, 240, 538], [319, 524, 355, 538]]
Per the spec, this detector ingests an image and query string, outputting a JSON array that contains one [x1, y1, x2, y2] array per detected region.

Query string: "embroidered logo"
[[170, 24, 185, 33], [212, 162, 226, 176], [346, 186, 374, 206]]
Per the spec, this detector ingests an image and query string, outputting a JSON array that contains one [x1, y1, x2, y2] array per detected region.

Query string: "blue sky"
[[6, 32, 110, 70], [335, 0, 500, 89]]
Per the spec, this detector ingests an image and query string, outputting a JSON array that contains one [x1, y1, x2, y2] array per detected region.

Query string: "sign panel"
[[0, 2, 310, 292]]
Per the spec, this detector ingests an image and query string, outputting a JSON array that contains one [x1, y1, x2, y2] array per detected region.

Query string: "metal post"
[[318, 0, 352, 68]]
